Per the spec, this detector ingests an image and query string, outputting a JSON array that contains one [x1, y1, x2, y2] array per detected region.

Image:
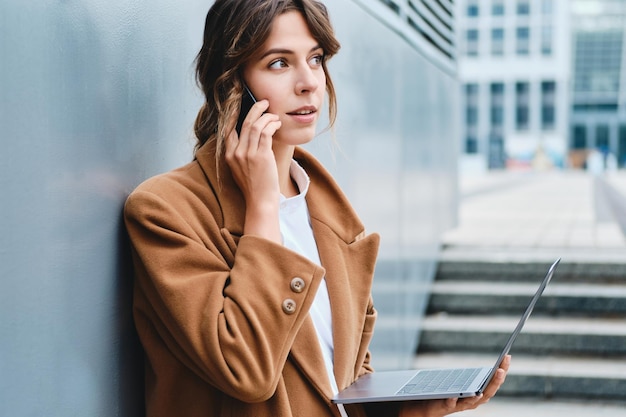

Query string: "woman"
[[123, 1, 509, 416]]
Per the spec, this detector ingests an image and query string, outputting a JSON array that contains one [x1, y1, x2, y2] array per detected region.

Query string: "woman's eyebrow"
[[259, 45, 323, 60]]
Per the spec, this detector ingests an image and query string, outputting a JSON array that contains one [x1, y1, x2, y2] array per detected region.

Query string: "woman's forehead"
[[261, 11, 318, 52]]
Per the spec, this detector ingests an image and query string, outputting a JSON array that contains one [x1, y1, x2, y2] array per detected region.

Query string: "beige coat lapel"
[[295, 148, 380, 390], [287, 222, 379, 398], [311, 219, 379, 390]]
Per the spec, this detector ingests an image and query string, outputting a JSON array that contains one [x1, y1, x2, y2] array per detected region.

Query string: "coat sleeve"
[[124, 188, 325, 403]]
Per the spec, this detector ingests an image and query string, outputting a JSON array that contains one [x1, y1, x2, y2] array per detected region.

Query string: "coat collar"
[[195, 140, 246, 235], [195, 139, 366, 243]]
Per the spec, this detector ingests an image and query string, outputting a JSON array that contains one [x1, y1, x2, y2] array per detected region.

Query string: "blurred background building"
[[457, 0, 626, 172], [456, 0, 571, 172]]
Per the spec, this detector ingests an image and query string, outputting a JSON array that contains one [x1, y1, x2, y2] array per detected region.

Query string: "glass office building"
[[456, 0, 571, 171], [570, 0, 626, 168]]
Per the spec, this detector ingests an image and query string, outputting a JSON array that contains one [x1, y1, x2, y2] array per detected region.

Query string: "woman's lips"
[[287, 107, 317, 124]]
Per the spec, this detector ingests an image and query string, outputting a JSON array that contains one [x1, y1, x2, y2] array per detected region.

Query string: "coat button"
[[282, 299, 297, 315], [290, 277, 305, 293]]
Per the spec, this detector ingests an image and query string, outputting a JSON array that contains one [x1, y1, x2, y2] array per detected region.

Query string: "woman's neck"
[[273, 144, 299, 198]]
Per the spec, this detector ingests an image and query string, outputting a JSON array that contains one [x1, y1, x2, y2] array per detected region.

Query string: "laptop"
[[332, 258, 560, 404]]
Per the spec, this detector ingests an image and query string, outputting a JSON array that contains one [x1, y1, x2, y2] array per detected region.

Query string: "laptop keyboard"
[[396, 368, 482, 395]]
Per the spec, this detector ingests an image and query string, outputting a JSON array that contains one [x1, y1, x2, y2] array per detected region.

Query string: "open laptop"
[[332, 258, 561, 404]]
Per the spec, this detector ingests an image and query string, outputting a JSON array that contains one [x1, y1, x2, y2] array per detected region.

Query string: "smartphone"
[[235, 85, 257, 135]]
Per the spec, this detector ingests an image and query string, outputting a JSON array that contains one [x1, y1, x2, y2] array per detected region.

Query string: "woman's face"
[[243, 10, 326, 148]]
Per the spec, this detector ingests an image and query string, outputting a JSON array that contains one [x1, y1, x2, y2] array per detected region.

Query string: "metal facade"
[[0, 1, 457, 414]]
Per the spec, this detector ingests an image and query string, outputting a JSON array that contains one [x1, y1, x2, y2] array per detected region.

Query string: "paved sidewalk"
[[441, 170, 626, 264], [439, 169, 626, 416]]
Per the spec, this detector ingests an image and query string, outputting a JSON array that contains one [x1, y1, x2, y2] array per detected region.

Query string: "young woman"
[[123, 1, 509, 416]]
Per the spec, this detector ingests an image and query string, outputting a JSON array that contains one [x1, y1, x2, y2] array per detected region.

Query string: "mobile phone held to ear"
[[235, 85, 257, 135]]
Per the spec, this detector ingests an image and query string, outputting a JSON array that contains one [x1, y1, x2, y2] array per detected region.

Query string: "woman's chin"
[[274, 126, 317, 147]]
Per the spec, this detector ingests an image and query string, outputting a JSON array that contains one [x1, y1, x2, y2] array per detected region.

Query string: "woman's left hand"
[[398, 355, 511, 417]]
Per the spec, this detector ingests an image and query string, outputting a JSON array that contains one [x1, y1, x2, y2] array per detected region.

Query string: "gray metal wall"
[[318, 2, 459, 370], [0, 0, 457, 415]]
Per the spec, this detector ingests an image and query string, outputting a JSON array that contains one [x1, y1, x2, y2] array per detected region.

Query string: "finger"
[[444, 397, 458, 410], [480, 368, 507, 400], [245, 113, 281, 152], [501, 354, 511, 371], [239, 99, 271, 138], [467, 393, 484, 406], [480, 355, 510, 395], [231, 128, 250, 164], [448, 392, 488, 414], [251, 99, 270, 117], [257, 119, 282, 152]]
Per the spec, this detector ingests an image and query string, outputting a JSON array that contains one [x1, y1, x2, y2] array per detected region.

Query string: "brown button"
[[290, 277, 305, 293], [282, 299, 297, 315]]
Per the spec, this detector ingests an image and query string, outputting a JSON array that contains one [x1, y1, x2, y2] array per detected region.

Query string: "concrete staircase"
[[415, 259, 626, 401]]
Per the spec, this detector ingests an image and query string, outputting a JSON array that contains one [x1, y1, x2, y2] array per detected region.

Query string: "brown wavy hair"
[[193, 0, 341, 162]]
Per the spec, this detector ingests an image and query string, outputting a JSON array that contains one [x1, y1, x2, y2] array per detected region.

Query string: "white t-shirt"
[[279, 160, 349, 417]]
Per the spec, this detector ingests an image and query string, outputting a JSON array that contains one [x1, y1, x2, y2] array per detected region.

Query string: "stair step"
[[413, 353, 626, 400], [421, 253, 626, 402], [418, 315, 626, 356], [435, 260, 626, 284], [414, 353, 626, 379], [427, 281, 626, 316]]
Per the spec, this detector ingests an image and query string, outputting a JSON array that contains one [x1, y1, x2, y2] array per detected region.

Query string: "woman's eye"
[[310, 55, 324, 66], [269, 59, 287, 69]]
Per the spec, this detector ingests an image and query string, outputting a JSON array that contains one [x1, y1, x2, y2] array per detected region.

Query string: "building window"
[[466, 107, 478, 126], [596, 125, 610, 151], [516, 27, 530, 55], [572, 125, 586, 149], [619, 125, 626, 167], [465, 84, 479, 155], [465, 136, 479, 153], [517, 0, 530, 15], [466, 29, 479, 56], [492, 0, 505, 15], [467, 1, 479, 16], [515, 82, 530, 130], [574, 31, 622, 96], [465, 83, 479, 127], [490, 83, 505, 128], [573, 103, 618, 112], [541, 81, 556, 130], [491, 28, 505, 56], [541, 25, 553, 56], [488, 134, 506, 169]]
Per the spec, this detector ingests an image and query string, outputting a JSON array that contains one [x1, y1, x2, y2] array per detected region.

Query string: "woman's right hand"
[[225, 99, 283, 243], [398, 355, 511, 417]]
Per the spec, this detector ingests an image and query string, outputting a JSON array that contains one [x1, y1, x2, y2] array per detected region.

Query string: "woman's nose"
[[295, 64, 320, 95]]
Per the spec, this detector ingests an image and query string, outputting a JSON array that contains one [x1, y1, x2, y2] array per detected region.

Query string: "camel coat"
[[124, 141, 384, 417]]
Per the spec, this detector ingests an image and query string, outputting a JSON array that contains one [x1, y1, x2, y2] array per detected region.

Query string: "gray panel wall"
[[316, 2, 459, 370], [0, 0, 457, 415]]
